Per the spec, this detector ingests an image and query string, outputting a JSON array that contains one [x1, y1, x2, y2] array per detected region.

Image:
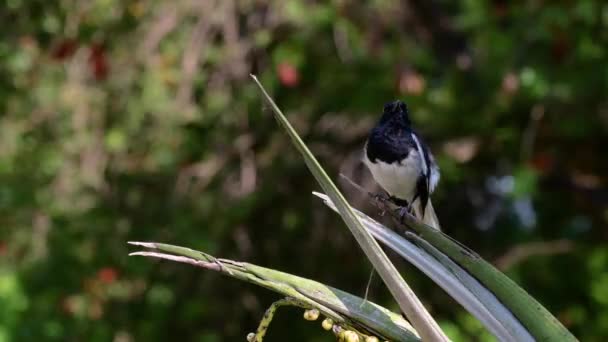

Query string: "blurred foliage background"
[[1, 0, 607, 341]]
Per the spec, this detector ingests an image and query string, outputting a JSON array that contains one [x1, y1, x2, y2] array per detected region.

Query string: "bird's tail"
[[414, 199, 441, 231]]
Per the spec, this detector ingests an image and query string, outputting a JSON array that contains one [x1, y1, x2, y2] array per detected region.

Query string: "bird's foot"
[[398, 204, 415, 224]]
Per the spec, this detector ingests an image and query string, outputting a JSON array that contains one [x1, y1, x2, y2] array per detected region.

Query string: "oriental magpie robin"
[[363, 100, 441, 230]]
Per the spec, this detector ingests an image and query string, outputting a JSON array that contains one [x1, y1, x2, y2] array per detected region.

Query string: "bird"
[[362, 100, 441, 230]]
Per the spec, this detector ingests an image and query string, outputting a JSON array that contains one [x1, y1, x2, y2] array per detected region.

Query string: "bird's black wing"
[[411, 131, 432, 217], [415, 175, 430, 217]]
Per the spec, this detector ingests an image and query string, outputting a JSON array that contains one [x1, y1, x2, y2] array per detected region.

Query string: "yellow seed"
[[343, 330, 360, 342], [246, 332, 255, 342], [303, 308, 320, 321], [365, 336, 379, 342], [321, 318, 334, 330]]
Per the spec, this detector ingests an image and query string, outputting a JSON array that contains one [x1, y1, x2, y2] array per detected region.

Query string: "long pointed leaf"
[[398, 201, 575, 341], [314, 192, 534, 342], [128, 242, 420, 341]]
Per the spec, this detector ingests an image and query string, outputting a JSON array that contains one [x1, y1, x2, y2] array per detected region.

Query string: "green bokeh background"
[[1, 0, 607, 341]]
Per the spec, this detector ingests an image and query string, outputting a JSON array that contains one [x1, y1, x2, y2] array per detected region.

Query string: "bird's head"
[[379, 100, 411, 127]]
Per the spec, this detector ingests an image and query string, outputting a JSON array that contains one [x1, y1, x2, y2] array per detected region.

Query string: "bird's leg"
[[398, 206, 411, 224], [388, 197, 411, 224], [372, 193, 415, 222], [391, 194, 421, 223]]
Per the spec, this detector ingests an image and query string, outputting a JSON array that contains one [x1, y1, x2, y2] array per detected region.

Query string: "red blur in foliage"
[[398, 70, 426, 95], [277, 62, 299, 87], [551, 33, 570, 63], [50, 40, 109, 80], [493, 1, 508, 18], [60, 296, 76, 315], [0, 241, 6, 256], [52, 39, 78, 60], [89, 44, 109, 81], [97, 267, 118, 284], [530, 153, 554, 174]]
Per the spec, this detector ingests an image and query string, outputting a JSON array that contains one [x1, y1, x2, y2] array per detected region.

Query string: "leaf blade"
[[399, 212, 577, 341], [129, 241, 420, 341], [313, 191, 534, 342]]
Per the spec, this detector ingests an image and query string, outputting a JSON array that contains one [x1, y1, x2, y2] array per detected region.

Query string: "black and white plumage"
[[363, 100, 441, 230]]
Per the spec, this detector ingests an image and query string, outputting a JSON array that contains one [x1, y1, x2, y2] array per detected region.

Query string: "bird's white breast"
[[363, 149, 422, 202]]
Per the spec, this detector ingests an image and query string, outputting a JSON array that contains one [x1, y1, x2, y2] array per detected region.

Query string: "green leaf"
[[128, 242, 420, 342], [313, 191, 533, 341], [398, 212, 577, 341]]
